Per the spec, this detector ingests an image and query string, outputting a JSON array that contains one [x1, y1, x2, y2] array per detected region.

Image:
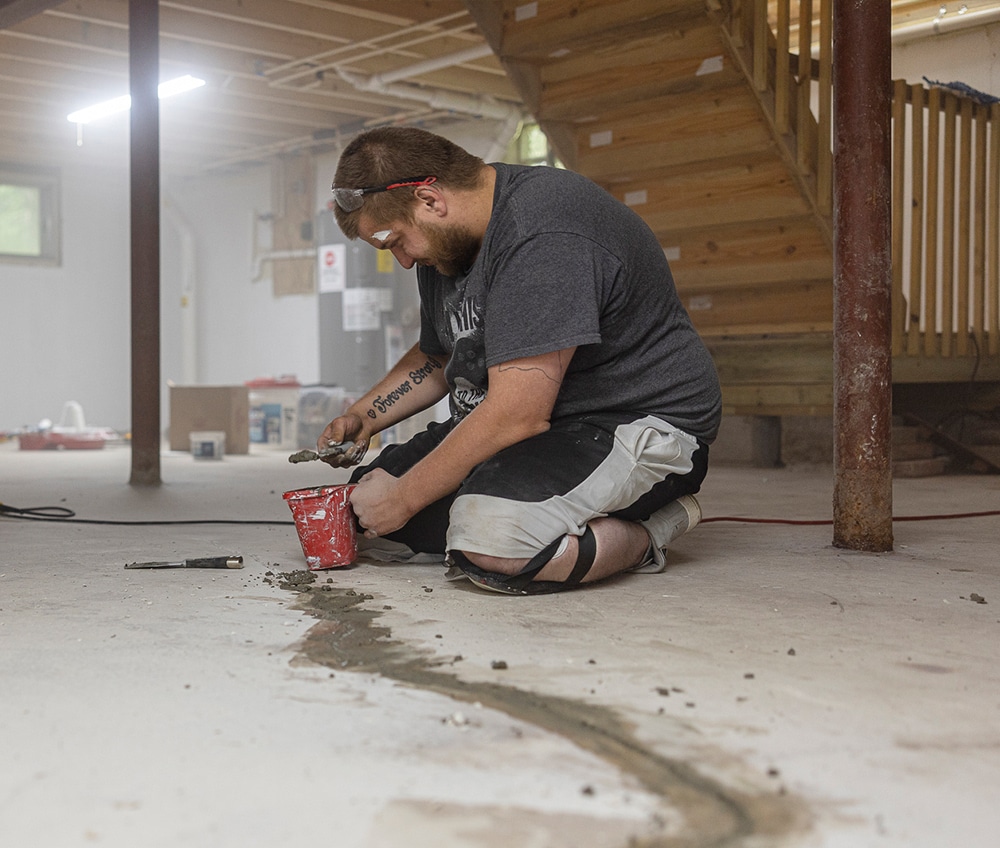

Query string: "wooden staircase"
[[468, 0, 1000, 421], [469, 0, 834, 415]]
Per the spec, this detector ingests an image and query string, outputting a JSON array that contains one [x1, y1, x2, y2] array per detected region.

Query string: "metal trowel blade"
[[287, 443, 350, 464]]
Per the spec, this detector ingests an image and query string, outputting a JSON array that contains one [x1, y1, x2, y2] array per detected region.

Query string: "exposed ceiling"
[[0, 0, 523, 174], [0, 0, 997, 176]]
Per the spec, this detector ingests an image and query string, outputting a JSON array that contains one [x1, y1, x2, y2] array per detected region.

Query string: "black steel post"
[[128, 0, 161, 486], [832, 0, 893, 550]]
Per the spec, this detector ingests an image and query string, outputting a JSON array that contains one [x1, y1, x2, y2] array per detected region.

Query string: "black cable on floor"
[[0, 502, 293, 526], [2, 501, 996, 527]]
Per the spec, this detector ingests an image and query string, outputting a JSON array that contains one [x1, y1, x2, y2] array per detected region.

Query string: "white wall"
[[0, 160, 131, 432], [0, 158, 321, 434], [892, 21, 1000, 94], [164, 167, 319, 390]]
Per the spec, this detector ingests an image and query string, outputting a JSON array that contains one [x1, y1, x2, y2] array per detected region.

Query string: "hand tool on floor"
[[288, 443, 350, 464], [124, 556, 244, 570]]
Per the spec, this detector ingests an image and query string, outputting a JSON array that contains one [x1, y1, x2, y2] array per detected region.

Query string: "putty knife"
[[125, 556, 244, 570]]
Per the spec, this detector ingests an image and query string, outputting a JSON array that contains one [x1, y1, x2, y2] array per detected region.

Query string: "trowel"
[[287, 443, 351, 464]]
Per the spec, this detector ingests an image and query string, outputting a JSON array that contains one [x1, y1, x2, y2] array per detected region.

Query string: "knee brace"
[[447, 526, 597, 595]]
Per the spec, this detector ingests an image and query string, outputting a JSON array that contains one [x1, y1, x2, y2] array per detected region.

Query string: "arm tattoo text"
[[366, 356, 442, 419]]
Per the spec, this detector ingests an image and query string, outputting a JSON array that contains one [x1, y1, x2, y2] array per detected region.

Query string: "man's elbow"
[[507, 412, 551, 443]]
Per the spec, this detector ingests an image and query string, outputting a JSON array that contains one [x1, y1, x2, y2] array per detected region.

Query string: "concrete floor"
[[1, 440, 998, 848]]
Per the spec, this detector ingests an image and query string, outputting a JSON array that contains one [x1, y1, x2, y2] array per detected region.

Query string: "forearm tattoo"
[[367, 356, 442, 420]]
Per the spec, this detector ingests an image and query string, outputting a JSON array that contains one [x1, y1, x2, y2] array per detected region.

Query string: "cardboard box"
[[169, 385, 249, 454]]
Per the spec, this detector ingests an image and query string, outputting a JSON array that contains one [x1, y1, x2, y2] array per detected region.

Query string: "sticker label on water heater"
[[318, 244, 346, 293], [343, 288, 382, 331]]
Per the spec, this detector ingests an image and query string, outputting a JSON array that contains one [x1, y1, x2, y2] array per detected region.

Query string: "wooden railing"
[[718, 0, 1000, 364], [767, 0, 832, 215], [718, 0, 833, 231], [893, 83, 1000, 359]]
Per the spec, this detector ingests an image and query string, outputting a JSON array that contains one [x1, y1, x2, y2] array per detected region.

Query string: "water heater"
[[314, 206, 420, 393]]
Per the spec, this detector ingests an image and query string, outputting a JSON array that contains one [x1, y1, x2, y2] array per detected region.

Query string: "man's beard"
[[420, 221, 481, 278]]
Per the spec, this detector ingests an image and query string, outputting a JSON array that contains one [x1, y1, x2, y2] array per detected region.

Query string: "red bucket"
[[282, 484, 358, 570]]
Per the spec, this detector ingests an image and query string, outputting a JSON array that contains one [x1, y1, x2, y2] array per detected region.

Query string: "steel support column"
[[128, 0, 161, 485], [832, 0, 893, 550]]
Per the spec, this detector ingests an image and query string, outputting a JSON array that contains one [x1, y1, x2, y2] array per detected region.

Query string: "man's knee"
[[448, 532, 592, 596], [458, 549, 530, 576]]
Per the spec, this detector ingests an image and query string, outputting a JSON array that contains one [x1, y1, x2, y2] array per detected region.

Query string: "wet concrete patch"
[[367, 800, 671, 848], [276, 570, 810, 847]]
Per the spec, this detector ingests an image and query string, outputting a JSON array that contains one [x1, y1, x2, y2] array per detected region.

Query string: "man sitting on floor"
[[318, 126, 721, 594]]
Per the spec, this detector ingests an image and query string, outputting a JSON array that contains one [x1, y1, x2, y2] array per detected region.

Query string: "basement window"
[[508, 123, 563, 168], [0, 166, 60, 265]]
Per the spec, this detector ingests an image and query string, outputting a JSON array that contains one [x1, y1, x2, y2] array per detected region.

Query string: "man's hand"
[[349, 468, 412, 538], [317, 413, 369, 468]]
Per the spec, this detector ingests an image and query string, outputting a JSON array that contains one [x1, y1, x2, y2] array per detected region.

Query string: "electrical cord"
[[1, 501, 996, 527], [702, 511, 1000, 525], [2, 504, 75, 519], [0, 502, 293, 526]]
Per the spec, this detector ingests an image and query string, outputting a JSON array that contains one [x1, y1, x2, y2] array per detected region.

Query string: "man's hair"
[[332, 126, 485, 238]]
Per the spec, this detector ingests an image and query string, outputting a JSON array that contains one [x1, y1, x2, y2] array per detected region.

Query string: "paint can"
[[282, 484, 358, 570]]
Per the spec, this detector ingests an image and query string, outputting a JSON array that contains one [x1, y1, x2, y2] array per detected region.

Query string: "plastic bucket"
[[282, 484, 358, 570]]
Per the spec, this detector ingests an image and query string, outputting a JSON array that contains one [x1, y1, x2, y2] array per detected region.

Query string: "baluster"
[[958, 98, 972, 356], [891, 79, 907, 356], [925, 87, 940, 357], [942, 93, 957, 357]]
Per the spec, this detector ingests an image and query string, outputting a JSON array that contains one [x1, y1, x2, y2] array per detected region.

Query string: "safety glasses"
[[331, 176, 437, 212]]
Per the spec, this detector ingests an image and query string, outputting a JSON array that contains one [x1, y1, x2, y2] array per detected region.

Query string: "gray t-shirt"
[[418, 163, 721, 443]]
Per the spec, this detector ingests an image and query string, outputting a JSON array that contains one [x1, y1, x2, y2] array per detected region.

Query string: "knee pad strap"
[[449, 526, 597, 595]]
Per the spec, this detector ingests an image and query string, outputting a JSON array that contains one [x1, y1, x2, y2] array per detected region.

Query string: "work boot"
[[631, 495, 702, 574]]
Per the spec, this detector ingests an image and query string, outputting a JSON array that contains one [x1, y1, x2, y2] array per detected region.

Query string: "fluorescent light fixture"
[[67, 75, 205, 124], [156, 74, 206, 99], [67, 94, 132, 124]]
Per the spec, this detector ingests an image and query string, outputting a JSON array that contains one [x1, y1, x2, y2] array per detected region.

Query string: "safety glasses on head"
[[331, 176, 437, 212]]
